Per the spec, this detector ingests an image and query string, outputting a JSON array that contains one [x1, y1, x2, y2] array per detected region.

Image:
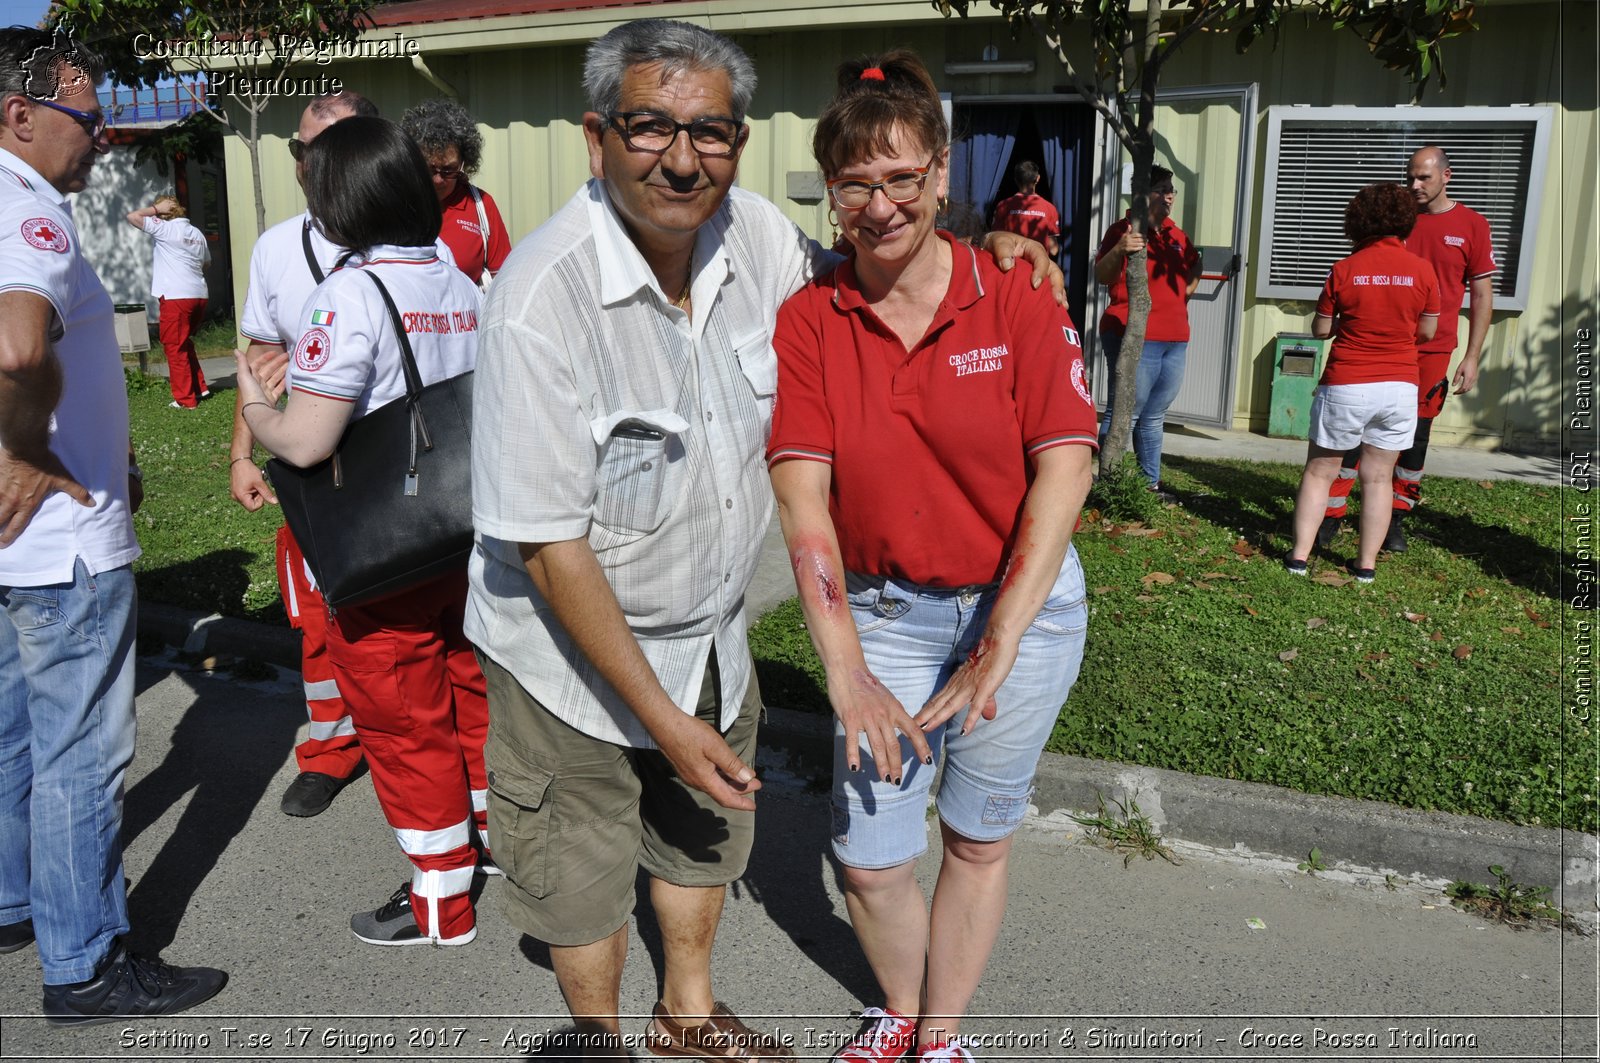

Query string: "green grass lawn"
[[126, 369, 1590, 832], [751, 455, 1593, 834]]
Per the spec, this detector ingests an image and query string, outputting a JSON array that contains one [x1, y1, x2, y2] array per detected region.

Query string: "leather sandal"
[[644, 1000, 796, 1061]]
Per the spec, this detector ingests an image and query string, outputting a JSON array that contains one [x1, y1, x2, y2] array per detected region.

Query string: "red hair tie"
[[859, 67, 885, 81]]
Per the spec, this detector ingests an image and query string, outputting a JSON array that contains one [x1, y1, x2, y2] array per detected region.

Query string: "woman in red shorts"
[[1287, 182, 1439, 582]]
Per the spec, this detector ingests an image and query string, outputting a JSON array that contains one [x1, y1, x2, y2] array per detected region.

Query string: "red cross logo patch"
[[20, 217, 68, 253], [1071, 357, 1092, 406], [293, 326, 332, 372]]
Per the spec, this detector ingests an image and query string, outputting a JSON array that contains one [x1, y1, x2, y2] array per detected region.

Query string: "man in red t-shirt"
[[1320, 145, 1496, 551], [992, 160, 1059, 257]]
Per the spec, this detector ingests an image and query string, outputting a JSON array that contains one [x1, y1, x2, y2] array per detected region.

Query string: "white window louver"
[[1257, 107, 1553, 312]]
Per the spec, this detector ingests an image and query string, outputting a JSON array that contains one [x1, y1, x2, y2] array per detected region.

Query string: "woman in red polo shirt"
[[1287, 182, 1439, 582], [400, 98, 511, 290], [767, 52, 1097, 1063]]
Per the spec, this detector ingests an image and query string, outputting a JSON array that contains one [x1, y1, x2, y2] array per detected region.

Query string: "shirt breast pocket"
[[733, 330, 777, 421], [589, 410, 690, 535]]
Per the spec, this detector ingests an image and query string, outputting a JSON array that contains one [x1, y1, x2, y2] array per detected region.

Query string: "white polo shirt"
[[241, 211, 459, 348], [0, 147, 139, 586], [141, 215, 209, 300], [284, 244, 480, 419]]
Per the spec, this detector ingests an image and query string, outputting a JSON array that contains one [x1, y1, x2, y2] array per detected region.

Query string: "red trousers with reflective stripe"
[[157, 297, 209, 407], [325, 568, 489, 940], [1323, 415, 1434, 519], [276, 525, 363, 780]]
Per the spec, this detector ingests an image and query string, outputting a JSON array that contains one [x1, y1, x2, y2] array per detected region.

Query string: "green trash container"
[[1267, 333, 1328, 440]]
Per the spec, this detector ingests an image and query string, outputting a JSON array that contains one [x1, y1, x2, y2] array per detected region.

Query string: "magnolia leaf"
[[1306, 617, 1327, 630], [1452, 644, 1474, 659], [1429, 631, 1445, 642], [1500, 626, 1523, 635], [1314, 572, 1353, 587], [1231, 539, 1257, 558], [1403, 611, 1428, 623], [1278, 649, 1298, 662], [1141, 571, 1176, 586], [1365, 651, 1392, 661], [1478, 480, 1494, 489], [1093, 585, 1116, 595], [1244, 605, 1260, 616]]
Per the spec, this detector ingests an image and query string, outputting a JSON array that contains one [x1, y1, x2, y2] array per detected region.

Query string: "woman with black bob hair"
[[234, 115, 493, 949]]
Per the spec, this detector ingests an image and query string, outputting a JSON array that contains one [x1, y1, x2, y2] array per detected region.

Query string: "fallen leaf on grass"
[[1141, 571, 1176, 587], [1244, 605, 1260, 616], [1357, 667, 1374, 682], [1123, 527, 1163, 538], [1452, 644, 1474, 659], [1083, 508, 1101, 524], [1403, 611, 1428, 623], [1278, 649, 1299, 662], [1429, 631, 1444, 642], [1135, 594, 1158, 602], [1092, 586, 1115, 595], [1200, 571, 1241, 581], [1413, 658, 1438, 671], [1192, 581, 1215, 591], [1466, 587, 1489, 599], [1478, 480, 1494, 489], [1108, 545, 1127, 557], [1364, 651, 1392, 661], [1306, 617, 1327, 630], [1500, 626, 1523, 635], [1314, 572, 1353, 587], [1524, 606, 1542, 622], [1231, 539, 1257, 558]]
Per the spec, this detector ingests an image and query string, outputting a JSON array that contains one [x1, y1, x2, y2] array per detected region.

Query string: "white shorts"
[[1309, 382, 1418, 451]]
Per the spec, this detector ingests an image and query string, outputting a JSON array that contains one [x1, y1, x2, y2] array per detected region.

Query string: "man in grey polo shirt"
[[468, 19, 1054, 1058]]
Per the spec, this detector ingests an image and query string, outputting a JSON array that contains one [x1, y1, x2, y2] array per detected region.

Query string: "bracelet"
[[230, 456, 255, 466], [241, 401, 273, 415]]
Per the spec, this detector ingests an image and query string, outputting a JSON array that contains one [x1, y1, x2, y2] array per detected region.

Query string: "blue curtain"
[[1034, 103, 1092, 312], [950, 109, 1020, 223]]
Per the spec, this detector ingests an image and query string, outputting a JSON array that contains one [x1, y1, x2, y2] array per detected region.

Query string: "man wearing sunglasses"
[[467, 18, 1059, 1061], [0, 26, 227, 1024]]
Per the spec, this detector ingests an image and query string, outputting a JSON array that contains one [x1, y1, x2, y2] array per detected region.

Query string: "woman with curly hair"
[[400, 98, 511, 287], [1287, 182, 1440, 582]]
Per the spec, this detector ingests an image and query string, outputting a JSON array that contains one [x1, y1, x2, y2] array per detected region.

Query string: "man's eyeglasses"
[[428, 165, 463, 180], [605, 111, 744, 157], [30, 96, 106, 139], [827, 159, 936, 210]]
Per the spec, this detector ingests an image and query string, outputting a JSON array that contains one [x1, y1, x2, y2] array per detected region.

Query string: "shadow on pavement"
[[121, 660, 301, 954]]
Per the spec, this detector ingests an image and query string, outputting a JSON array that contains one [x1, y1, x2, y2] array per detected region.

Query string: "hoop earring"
[[827, 207, 839, 245], [937, 195, 949, 214]]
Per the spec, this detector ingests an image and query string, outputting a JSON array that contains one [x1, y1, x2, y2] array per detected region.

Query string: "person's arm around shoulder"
[[771, 458, 932, 785], [981, 230, 1066, 306], [0, 290, 93, 545]]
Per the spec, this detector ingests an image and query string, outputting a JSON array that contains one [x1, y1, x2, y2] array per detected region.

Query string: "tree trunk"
[[1099, 0, 1164, 480], [247, 102, 266, 237]]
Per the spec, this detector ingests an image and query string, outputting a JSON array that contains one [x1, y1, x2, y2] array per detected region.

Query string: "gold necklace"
[[672, 272, 692, 309]]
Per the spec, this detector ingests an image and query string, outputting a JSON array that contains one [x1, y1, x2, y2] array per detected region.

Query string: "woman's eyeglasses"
[[30, 96, 107, 139], [827, 159, 935, 210]]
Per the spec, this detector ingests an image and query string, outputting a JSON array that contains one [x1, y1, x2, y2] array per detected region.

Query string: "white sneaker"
[[835, 1007, 916, 1063], [918, 1040, 977, 1062]]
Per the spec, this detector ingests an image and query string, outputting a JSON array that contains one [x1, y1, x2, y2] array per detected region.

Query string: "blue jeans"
[[1098, 333, 1189, 487], [830, 548, 1088, 869], [0, 559, 136, 984]]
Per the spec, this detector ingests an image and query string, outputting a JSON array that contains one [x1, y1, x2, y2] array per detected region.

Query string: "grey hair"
[[308, 89, 378, 121], [583, 19, 756, 121], [401, 97, 484, 175], [0, 27, 103, 104]]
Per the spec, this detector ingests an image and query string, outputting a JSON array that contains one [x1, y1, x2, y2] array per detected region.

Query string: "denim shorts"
[[831, 547, 1088, 869]]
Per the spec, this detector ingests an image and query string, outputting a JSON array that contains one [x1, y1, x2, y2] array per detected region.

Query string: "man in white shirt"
[[231, 90, 378, 819], [126, 194, 211, 408], [0, 26, 225, 1024], [469, 18, 1056, 1059]]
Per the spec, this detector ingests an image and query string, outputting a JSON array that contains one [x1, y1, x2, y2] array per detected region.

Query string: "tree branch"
[[1039, 23, 1125, 137]]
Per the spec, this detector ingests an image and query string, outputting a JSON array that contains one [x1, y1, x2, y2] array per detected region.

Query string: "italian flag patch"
[[310, 309, 335, 325]]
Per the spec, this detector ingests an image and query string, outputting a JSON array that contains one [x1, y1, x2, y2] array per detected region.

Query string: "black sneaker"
[[350, 883, 475, 947], [1382, 514, 1407, 553], [0, 918, 34, 954], [279, 771, 351, 818], [1314, 515, 1343, 549], [1350, 564, 1376, 584], [1285, 557, 1308, 576], [42, 940, 226, 1026]]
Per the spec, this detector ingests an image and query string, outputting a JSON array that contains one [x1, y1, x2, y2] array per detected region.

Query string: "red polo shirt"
[[1407, 203, 1495, 357], [1094, 214, 1200, 342], [992, 192, 1060, 244], [1315, 236, 1440, 386], [768, 235, 1098, 588], [437, 183, 511, 285]]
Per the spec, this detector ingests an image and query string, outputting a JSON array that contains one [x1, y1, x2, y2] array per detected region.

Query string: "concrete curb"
[[141, 602, 1598, 915]]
